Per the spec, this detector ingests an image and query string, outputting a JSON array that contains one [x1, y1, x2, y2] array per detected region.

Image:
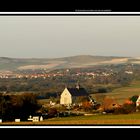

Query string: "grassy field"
[[92, 80, 140, 104], [1, 113, 140, 125]]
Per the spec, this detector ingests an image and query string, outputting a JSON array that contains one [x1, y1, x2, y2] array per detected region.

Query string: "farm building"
[[60, 85, 89, 106], [136, 96, 140, 107]]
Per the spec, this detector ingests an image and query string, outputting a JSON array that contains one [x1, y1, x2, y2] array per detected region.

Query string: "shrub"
[[114, 103, 136, 114], [93, 103, 101, 110], [82, 101, 93, 111], [98, 87, 108, 93], [114, 107, 125, 114], [123, 103, 136, 114], [48, 108, 58, 118]]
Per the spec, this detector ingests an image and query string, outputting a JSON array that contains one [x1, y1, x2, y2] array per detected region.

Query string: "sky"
[[0, 16, 140, 58]]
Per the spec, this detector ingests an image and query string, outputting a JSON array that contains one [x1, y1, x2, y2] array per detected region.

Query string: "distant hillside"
[[0, 57, 50, 71], [0, 55, 139, 71], [92, 80, 140, 105]]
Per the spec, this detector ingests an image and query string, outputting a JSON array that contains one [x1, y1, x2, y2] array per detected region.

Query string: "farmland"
[[92, 80, 140, 104]]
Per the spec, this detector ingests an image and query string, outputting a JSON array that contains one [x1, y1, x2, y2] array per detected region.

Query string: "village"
[[0, 67, 133, 79], [1, 80, 140, 124]]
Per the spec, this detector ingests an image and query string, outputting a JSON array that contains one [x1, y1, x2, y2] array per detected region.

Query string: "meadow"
[[92, 80, 140, 104], [1, 113, 140, 125]]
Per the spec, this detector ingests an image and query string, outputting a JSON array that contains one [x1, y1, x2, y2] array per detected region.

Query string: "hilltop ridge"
[[0, 55, 138, 71]]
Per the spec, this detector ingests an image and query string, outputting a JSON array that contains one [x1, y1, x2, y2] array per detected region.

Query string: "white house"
[[60, 86, 88, 106], [136, 96, 140, 107]]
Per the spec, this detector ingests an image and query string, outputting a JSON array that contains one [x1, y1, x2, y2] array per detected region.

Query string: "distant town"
[[0, 69, 133, 79]]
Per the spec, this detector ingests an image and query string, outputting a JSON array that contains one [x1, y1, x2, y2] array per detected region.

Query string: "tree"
[[82, 101, 93, 111], [19, 93, 41, 120], [102, 96, 117, 112], [0, 93, 41, 121], [114, 102, 136, 114], [122, 103, 136, 114], [129, 95, 139, 104], [48, 108, 58, 118], [0, 93, 5, 118]]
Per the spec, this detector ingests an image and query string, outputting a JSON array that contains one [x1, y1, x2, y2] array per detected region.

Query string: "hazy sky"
[[0, 16, 140, 58]]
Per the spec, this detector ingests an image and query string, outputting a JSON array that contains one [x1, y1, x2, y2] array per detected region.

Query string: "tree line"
[[0, 93, 41, 121]]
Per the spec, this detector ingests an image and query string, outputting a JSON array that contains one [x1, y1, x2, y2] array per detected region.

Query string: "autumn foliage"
[[82, 101, 93, 111], [124, 99, 133, 104], [102, 96, 118, 112]]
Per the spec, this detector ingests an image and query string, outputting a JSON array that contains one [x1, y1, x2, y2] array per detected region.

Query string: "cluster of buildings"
[[0, 72, 63, 79], [0, 69, 134, 79]]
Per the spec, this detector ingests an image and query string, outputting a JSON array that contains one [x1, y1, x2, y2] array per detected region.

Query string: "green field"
[[1, 113, 140, 125], [92, 80, 140, 104]]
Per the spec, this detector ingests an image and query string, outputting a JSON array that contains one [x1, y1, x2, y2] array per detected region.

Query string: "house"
[[60, 85, 89, 106], [136, 96, 140, 107]]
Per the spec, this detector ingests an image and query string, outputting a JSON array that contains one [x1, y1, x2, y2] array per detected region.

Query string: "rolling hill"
[[0, 55, 139, 71]]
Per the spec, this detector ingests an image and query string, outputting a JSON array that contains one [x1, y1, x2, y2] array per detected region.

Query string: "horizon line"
[[0, 54, 134, 59]]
